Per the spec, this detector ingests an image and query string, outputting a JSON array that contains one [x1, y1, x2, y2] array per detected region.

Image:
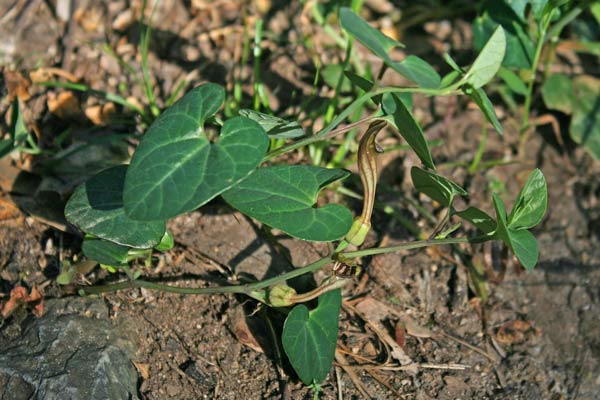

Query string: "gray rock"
[[0, 297, 139, 400]]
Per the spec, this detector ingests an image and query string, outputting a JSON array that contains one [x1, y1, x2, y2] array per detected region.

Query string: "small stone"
[[113, 9, 134, 31], [166, 383, 181, 397]]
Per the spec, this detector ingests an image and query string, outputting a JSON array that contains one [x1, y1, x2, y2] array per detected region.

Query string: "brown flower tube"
[[345, 120, 387, 246]]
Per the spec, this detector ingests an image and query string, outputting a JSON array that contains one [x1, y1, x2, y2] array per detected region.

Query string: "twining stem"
[[80, 236, 485, 296]]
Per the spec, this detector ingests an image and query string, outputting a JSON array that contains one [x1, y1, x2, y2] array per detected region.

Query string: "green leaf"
[[542, 73, 574, 114], [10, 98, 30, 148], [569, 76, 600, 160], [385, 94, 435, 169], [498, 67, 528, 96], [473, 1, 535, 69], [466, 86, 504, 134], [508, 169, 547, 230], [123, 83, 269, 220], [382, 92, 413, 113], [492, 193, 510, 243], [492, 193, 539, 270], [465, 25, 506, 89], [282, 289, 342, 385], [238, 109, 305, 139], [339, 8, 440, 88], [65, 165, 166, 248], [443, 53, 464, 73], [320, 64, 352, 93], [344, 70, 375, 93], [508, 228, 539, 270], [456, 206, 496, 234], [82, 237, 130, 266], [222, 166, 353, 242], [411, 167, 467, 208], [155, 230, 174, 251], [0, 139, 13, 159]]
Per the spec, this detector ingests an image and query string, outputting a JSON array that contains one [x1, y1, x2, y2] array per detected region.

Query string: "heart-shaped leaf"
[[508, 169, 547, 230], [238, 109, 305, 139], [82, 237, 130, 266], [465, 25, 506, 89], [222, 166, 353, 241], [385, 94, 435, 169], [282, 289, 342, 385], [339, 8, 440, 88], [123, 83, 269, 220], [65, 165, 166, 248], [411, 167, 467, 208]]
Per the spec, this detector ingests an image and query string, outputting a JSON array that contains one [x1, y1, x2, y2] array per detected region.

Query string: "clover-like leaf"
[[65, 165, 166, 248], [82, 237, 130, 266], [411, 167, 467, 208], [282, 289, 342, 385], [238, 109, 305, 139], [339, 7, 440, 88], [385, 94, 435, 169], [222, 166, 353, 241], [492, 193, 539, 270], [124, 83, 269, 220], [508, 228, 539, 271], [456, 206, 496, 234], [508, 169, 547, 230], [465, 25, 506, 89]]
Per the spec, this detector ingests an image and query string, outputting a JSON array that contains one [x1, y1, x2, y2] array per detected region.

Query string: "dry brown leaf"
[[0, 196, 21, 221], [354, 297, 415, 369], [133, 361, 150, 380], [4, 69, 31, 101], [1, 285, 44, 318], [394, 321, 406, 348], [47, 91, 80, 119], [495, 319, 536, 345], [29, 67, 78, 83], [85, 102, 116, 125]]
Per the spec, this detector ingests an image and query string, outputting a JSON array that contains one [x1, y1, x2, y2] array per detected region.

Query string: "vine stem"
[[263, 85, 460, 161], [80, 236, 485, 296]]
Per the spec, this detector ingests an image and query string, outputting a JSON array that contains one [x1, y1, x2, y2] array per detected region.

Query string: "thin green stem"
[[468, 124, 487, 174], [80, 236, 488, 296], [342, 236, 487, 258], [520, 9, 556, 136]]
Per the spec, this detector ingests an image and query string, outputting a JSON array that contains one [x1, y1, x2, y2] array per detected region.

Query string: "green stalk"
[[252, 18, 265, 111], [140, 0, 159, 117], [520, 6, 561, 137], [80, 236, 484, 297], [468, 124, 487, 174]]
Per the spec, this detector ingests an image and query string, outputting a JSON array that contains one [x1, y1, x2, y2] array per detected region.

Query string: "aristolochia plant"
[[64, 7, 547, 392]]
